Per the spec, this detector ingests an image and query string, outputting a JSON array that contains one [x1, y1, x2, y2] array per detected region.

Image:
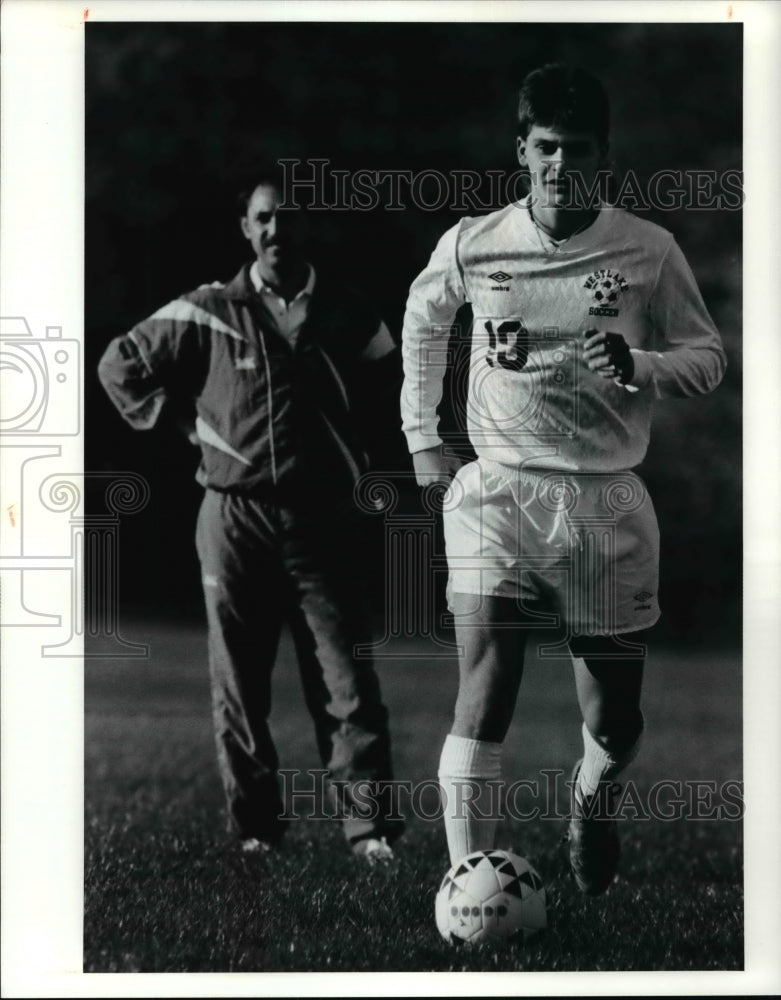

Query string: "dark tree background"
[[86, 21, 742, 643]]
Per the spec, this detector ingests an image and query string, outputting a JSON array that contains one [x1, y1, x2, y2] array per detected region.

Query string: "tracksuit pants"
[[195, 487, 402, 846]]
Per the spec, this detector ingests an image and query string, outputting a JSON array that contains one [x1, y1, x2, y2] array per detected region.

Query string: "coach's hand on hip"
[[412, 446, 462, 487], [583, 329, 635, 385]]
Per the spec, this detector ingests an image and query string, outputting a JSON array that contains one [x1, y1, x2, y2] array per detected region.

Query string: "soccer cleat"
[[567, 759, 621, 895], [241, 837, 274, 854], [351, 835, 395, 865]]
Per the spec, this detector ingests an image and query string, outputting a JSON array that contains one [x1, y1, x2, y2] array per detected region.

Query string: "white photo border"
[[1, 0, 778, 996]]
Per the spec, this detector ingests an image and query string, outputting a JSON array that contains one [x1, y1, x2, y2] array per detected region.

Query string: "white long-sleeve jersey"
[[401, 198, 727, 472]]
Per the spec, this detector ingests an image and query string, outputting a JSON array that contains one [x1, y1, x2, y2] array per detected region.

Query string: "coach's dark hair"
[[517, 64, 610, 147], [235, 165, 284, 217]]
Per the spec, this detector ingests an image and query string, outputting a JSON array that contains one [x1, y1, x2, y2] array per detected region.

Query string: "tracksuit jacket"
[[98, 262, 395, 505]]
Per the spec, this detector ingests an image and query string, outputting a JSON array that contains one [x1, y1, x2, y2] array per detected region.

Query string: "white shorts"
[[442, 459, 660, 635]]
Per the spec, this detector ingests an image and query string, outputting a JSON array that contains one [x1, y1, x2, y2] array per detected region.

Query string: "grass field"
[[84, 615, 743, 973]]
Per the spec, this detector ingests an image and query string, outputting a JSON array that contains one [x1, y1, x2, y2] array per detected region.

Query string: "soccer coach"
[[98, 168, 404, 862]]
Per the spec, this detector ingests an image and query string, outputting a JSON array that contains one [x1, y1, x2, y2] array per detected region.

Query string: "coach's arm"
[[351, 321, 409, 473], [97, 306, 208, 441]]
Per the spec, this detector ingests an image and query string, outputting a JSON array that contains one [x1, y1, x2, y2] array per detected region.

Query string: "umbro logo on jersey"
[[489, 270, 512, 291], [634, 591, 653, 602], [234, 356, 257, 370]]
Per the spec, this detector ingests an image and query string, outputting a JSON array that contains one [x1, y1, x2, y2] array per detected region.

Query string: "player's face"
[[517, 125, 605, 209], [240, 184, 299, 270]]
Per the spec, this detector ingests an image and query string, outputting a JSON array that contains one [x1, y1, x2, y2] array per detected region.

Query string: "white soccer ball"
[[435, 849, 547, 945]]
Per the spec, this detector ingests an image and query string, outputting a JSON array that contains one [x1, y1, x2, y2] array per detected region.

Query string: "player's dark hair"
[[235, 165, 284, 217], [517, 64, 610, 147]]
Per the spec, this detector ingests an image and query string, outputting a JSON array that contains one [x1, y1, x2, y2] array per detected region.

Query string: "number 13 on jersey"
[[485, 319, 530, 372]]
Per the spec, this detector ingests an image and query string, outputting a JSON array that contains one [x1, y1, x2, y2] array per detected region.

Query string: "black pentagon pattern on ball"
[[519, 868, 543, 892], [441, 873, 466, 902], [489, 862, 544, 899]]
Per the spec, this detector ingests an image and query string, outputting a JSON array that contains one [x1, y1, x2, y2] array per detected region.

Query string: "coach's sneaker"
[[567, 760, 621, 895], [351, 835, 395, 866]]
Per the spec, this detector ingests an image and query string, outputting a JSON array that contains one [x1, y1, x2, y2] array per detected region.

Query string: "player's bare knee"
[[451, 695, 512, 743]]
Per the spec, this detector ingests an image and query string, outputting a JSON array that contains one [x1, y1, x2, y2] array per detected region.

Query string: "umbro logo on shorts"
[[634, 591, 653, 602]]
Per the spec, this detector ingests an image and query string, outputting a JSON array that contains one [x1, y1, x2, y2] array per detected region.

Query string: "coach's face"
[[517, 125, 605, 209], [240, 183, 299, 272]]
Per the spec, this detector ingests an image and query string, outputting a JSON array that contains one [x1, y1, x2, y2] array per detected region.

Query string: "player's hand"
[[583, 329, 635, 384], [412, 446, 462, 487]]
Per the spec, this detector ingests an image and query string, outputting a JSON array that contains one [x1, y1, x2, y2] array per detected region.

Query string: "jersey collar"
[[516, 194, 612, 252]]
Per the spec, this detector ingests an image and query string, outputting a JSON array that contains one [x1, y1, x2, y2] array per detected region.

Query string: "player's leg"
[[439, 593, 529, 865], [567, 632, 646, 894], [437, 459, 547, 865], [281, 507, 403, 855], [195, 489, 288, 847], [560, 469, 659, 891], [570, 632, 646, 773]]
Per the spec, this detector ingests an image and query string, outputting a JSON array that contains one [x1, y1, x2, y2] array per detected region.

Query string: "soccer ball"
[[593, 277, 619, 304], [435, 849, 547, 945]]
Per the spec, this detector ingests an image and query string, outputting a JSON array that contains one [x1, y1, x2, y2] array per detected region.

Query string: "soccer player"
[[400, 64, 726, 893], [98, 170, 404, 862]]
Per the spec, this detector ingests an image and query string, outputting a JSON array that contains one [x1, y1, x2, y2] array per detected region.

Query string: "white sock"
[[578, 718, 643, 797], [438, 733, 502, 866]]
